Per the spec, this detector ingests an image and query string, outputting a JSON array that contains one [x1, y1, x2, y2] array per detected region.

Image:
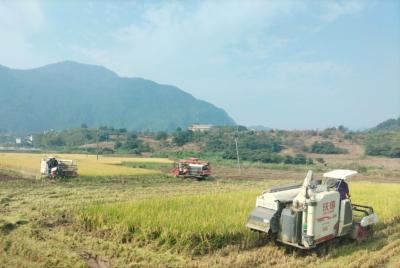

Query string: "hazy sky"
[[1, 0, 399, 129]]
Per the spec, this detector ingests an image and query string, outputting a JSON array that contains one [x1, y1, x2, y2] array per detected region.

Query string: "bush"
[[115, 141, 122, 149], [343, 133, 353, 140], [101, 148, 115, 154], [311, 141, 347, 154], [205, 132, 284, 163], [155, 131, 168, 140], [364, 132, 400, 158], [172, 130, 193, 146], [284, 155, 293, 164], [321, 127, 336, 138], [293, 154, 307, 164], [48, 135, 66, 146], [115, 133, 151, 153]]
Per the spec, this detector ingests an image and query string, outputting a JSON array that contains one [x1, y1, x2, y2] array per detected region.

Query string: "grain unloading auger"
[[246, 170, 378, 249]]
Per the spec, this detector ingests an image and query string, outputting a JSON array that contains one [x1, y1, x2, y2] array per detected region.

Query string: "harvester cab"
[[246, 169, 378, 248], [172, 157, 211, 179], [40, 157, 78, 178]]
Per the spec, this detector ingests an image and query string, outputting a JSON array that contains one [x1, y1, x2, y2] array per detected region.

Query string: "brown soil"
[[0, 170, 25, 181], [213, 164, 400, 183], [213, 165, 303, 182], [81, 252, 111, 268]]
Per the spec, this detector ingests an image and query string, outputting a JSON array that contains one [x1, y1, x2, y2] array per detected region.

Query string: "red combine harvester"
[[172, 157, 211, 179]]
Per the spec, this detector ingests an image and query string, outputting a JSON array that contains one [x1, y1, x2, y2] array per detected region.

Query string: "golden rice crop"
[[77, 191, 261, 255], [350, 181, 400, 222], [77, 182, 400, 255], [0, 152, 172, 177]]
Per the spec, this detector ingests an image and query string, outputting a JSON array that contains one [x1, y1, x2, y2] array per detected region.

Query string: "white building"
[[188, 124, 213, 132]]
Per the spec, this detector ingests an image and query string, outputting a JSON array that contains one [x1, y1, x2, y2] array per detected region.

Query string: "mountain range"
[[0, 61, 234, 133]]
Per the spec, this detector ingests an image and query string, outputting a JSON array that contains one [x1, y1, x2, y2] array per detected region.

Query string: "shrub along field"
[[0, 152, 400, 267]]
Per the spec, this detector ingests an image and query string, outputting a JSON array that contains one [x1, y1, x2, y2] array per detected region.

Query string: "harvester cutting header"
[[246, 169, 378, 248]]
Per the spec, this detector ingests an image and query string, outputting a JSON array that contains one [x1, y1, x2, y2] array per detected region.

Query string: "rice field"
[[77, 191, 261, 255], [77, 182, 400, 255], [0, 152, 172, 177], [0, 152, 399, 267]]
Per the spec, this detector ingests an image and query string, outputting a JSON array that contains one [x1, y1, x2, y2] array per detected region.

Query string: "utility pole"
[[235, 126, 241, 175], [85, 136, 88, 157], [96, 128, 99, 160]]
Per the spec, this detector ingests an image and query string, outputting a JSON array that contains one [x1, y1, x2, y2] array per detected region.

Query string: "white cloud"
[[272, 61, 343, 76], [72, 0, 366, 119], [320, 0, 366, 22], [0, 0, 393, 129], [113, 1, 301, 52], [75, 1, 305, 89], [71, 46, 110, 64], [0, 1, 44, 31]]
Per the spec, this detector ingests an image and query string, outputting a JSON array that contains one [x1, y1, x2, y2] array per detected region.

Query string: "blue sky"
[[0, 0, 399, 129]]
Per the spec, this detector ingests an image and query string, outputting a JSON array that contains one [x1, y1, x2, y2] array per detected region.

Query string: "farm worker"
[[335, 179, 350, 200], [47, 158, 58, 170]]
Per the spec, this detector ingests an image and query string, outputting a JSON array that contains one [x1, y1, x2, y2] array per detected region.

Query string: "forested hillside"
[[0, 61, 234, 133]]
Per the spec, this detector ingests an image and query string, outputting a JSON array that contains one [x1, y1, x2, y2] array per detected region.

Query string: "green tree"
[[293, 154, 307, 164], [284, 155, 293, 164], [364, 132, 400, 158], [311, 141, 347, 154], [155, 131, 168, 140], [172, 130, 193, 146]]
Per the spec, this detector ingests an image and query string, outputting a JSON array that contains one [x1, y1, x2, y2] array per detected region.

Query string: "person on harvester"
[[335, 179, 350, 200]]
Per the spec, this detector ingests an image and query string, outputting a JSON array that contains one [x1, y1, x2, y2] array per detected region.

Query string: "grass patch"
[[119, 161, 173, 171]]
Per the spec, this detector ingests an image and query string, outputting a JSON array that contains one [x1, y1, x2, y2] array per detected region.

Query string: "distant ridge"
[[371, 117, 400, 132], [248, 125, 271, 131], [0, 61, 235, 133]]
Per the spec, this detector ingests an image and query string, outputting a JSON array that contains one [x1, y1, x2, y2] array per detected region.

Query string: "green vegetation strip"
[[76, 182, 400, 255], [119, 161, 172, 170]]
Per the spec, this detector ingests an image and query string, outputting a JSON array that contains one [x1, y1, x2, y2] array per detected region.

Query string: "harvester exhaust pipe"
[[304, 194, 316, 247], [296, 170, 316, 248]]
